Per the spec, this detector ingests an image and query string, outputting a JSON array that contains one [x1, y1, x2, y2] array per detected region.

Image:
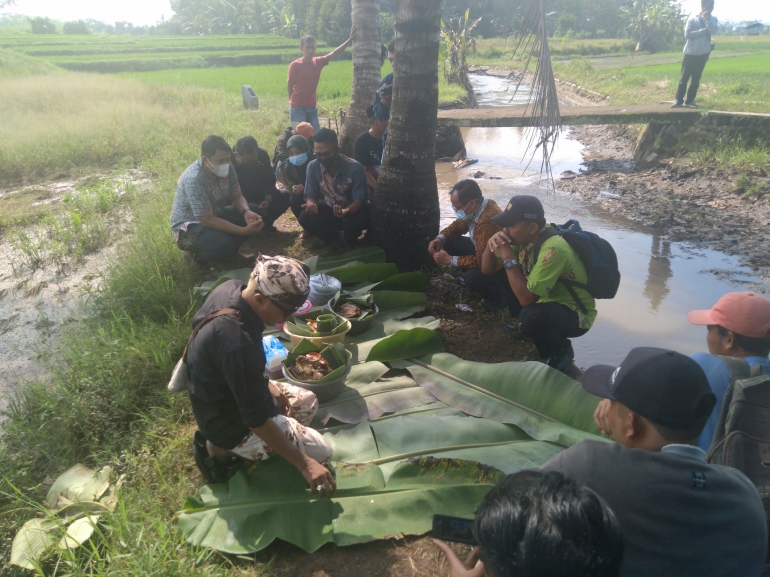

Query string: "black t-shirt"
[[234, 148, 277, 205], [187, 279, 278, 449], [353, 131, 383, 176]]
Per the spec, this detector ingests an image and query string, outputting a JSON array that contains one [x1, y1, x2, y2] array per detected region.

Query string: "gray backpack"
[[706, 356, 770, 564]]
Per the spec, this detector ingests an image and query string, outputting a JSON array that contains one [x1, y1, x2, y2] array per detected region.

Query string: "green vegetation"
[[470, 35, 770, 115]]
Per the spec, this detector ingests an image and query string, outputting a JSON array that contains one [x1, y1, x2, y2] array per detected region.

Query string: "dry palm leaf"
[[508, 0, 561, 191]]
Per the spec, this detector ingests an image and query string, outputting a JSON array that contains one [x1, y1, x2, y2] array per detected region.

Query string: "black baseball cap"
[[492, 195, 545, 228], [366, 104, 376, 119], [579, 347, 716, 430]]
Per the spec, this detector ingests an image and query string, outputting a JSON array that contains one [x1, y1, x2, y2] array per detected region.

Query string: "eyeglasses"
[[314, 149, 337, 160], [269, 298, 300, 321]]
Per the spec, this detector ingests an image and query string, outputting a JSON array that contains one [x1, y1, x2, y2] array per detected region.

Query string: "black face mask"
[[320, 154, 337, 170]]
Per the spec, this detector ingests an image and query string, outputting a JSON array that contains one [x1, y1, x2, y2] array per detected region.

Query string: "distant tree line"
[[11, 0, 765, 47]]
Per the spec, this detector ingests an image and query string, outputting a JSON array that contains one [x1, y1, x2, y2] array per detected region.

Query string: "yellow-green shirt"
[[498, 235, 597, 330]]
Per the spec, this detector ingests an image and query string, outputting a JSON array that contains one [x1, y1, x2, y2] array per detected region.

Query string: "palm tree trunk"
[[340, 0, 381, 154], [371, 0, 441, 270]]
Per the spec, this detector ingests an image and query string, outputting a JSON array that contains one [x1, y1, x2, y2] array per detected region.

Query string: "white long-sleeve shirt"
[[683, 14, 718, 56]]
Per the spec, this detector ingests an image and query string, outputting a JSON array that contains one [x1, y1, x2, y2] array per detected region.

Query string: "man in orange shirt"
[[287, 32, 353, 132]]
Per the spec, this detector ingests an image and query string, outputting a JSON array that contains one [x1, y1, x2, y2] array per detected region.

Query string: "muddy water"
[[435, 74, 769, 367]]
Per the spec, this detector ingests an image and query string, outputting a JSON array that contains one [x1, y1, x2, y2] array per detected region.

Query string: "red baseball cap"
[[687, 292, 770, 338]]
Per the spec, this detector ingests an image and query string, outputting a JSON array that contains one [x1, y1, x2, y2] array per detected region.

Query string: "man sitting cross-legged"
[[481, 195, 595, 373], [550, 347, 767, 576], [298, 127, 370, 251], [429, 180, 505, 311], [171, 135, 264, 265], [187, 254, 335, 494]]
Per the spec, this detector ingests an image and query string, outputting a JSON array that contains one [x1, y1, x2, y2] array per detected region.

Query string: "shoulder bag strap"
[[182, 308, 240, 363]]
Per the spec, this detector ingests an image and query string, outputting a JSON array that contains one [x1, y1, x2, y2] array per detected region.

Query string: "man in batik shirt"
[[170, 135, 264, 264]]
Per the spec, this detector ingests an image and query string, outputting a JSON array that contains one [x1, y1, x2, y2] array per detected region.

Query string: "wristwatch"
[[239, 207, 249, 216], [503, 259, 518, 270]]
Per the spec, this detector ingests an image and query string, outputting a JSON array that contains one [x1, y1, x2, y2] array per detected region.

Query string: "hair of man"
[[387, 40, 395, 54], [381, 44, 388, 59], [716, 325, 770, 356], [474, 470, 624, 577], [616, 402, 703, 446], [313, 127, 339, 148], [201, 135, 232, 159], [451, 179, 483, 205], [702, 0, 714, 10], [235, 136, 259, 155], [301, 34, 316, 47]]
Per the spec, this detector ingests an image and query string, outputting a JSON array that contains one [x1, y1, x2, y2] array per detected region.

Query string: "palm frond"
[[509, 0, 561, 190]]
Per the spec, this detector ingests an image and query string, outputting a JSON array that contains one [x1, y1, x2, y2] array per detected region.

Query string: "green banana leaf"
[[324, 263, 399, 284], [393, 353, 605, 447], [178, 456, 503, 555], [284, 313, 349, 337], [179, 349, 610, 555], [346, 317, 440, 363], [194, 268, 251, 296], [313, 373, 438, 427], [371, 290, 427, 312], [283, 341, 351, 384], [371, 272, 432, 292], [329, 291, 378, 336], [304, 247, 386, 274], [366, 328, 444, 363]]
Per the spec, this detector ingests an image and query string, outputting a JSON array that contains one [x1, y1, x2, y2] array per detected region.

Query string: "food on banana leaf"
[[305, 319, 318, 332], [287, 351, 332, 381], [337, 303, 362, 318]]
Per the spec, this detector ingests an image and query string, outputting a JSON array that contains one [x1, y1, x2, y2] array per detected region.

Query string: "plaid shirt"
[[170, 159, 242, 235], [304, 155, 368, 209]]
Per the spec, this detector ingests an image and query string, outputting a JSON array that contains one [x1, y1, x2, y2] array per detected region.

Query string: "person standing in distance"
[[287, 32, 353, 132], [672, 0, 717, 109]]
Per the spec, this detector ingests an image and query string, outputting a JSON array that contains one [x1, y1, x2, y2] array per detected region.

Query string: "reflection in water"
[[433, 74, 768, 366], [643, 235, 673, 312]]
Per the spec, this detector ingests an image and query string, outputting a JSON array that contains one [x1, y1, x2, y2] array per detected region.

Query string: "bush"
[[29, 16, 56, 34], [63, 20, 91, 34]]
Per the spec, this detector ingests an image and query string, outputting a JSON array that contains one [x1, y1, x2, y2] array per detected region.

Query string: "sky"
[[0, 0, 767, 27]]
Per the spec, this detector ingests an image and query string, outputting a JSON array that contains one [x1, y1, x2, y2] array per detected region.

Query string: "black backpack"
[[533, 219, 621, 314]]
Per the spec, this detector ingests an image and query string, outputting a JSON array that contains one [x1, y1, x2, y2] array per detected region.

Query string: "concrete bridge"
[[438, 105, 770, 166], [437, 103, 703, 128]]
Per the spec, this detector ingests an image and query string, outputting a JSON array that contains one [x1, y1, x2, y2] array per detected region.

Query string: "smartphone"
[[432, 514, 477, 545]]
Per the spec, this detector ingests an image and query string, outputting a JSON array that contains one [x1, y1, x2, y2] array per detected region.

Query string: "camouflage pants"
[[229, 382, 332, 464]]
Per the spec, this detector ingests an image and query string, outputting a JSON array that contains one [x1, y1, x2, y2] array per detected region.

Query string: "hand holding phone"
[[432, 514, 477, 545]]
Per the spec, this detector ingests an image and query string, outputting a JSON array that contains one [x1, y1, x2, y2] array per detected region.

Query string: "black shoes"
[[193, 431, 246, 485], [546, 346, 575, 374], [671, 101, 683, 108], [683, 101, 699, 108]]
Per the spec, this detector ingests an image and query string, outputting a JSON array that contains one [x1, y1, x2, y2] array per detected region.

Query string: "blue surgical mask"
[[289, 152, 308, 166], [454, 208, 472, 221]]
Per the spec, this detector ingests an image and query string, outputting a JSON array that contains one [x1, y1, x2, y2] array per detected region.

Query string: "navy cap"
[[579, 347, 716, 430], [492, 195, 545, 228]]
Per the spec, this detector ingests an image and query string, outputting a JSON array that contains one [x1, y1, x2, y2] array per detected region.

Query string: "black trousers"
[[177, 204, 260, 263], [298, 202, 370, 245], [676, 53, 710, 104], [259, 191, 292, 227], [494, 273, 588, 359], [444, 236, 504, 304], [289, 191, 305, 220]]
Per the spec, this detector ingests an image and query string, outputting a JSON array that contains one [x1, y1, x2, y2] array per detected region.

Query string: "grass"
[[470, 35, 770, 114], [0, 42, 436, 571], [8, 181, 128, 271]]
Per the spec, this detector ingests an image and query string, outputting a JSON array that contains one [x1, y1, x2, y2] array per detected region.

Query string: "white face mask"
[[207, 159, 229, 178]]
